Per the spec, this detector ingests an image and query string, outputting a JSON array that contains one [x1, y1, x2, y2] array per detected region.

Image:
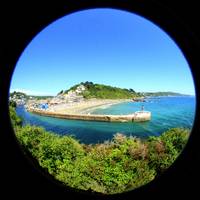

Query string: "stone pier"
[[28, 108, 151, 122]]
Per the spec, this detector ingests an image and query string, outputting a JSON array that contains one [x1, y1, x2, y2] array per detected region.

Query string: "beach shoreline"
[[50, 99, 130, 114], [26, 98, 151, 122], [79, 99, 130, 114], [27, 98, 131, 115]]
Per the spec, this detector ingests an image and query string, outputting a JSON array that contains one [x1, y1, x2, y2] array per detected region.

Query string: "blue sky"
[[10, 8, 195, 96]]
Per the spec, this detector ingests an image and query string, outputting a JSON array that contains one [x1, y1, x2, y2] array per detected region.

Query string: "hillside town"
[[10, 84, 89, 111], [9, 92, 27, 105], [10, 84, 132, 115], [9, 83, 152, 122], [25, 84, 86, 111]]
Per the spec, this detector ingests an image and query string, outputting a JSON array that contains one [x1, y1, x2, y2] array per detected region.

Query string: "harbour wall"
[[28, 108, 151, 122]]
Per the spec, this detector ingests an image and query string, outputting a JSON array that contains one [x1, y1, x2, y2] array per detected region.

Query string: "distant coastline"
[[140, 91, 192, 97]]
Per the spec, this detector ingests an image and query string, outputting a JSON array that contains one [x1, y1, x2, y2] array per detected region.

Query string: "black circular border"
[[0, 0, 200, 199]]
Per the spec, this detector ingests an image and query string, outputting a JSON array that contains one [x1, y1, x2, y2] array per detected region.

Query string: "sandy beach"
[[27, 98, 151, 122], [46, 99, 130, 114]]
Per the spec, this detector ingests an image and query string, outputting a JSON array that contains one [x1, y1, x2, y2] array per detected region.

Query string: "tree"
[[129, 88, 136, 93], [57, 90, 63, 95], [9, 100, 17, 108]]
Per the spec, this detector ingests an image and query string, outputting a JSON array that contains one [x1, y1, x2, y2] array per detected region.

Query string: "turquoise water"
[[16, 96, 196, 144]]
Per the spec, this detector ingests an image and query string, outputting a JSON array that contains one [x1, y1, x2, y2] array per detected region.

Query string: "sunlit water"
[[16, 96, 196, 144]]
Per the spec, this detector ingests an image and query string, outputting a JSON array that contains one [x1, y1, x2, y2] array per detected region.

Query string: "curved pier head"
[[28, 108, 151, 122], [134, 111, 151, 122]]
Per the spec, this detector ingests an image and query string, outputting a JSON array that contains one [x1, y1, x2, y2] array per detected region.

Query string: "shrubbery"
[[15, 125, 189, 194], [10, 106, 190, 194], [147, 128, 189, 174], [9, 106, 22, 126]]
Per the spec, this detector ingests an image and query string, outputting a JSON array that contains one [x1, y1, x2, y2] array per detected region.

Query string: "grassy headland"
[[63, 81, 142, 99]]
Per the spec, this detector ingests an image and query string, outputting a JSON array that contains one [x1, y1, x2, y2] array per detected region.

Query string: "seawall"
[[28, 108, 151, 122]]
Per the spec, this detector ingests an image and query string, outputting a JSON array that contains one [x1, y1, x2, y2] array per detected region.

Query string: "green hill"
[[63, 81, 142, 99]]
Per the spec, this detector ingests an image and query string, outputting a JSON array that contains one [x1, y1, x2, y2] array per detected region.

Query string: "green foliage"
[[64, 83, 80, 93], [147, 128, 189, 174], [15, 125, 155, 194], [63, 82, 188, 99], [160, 128, 189, 152], [15, 125, 85, 173], [9, 106, 22, 126], [10, 91, 27, 98], [129, 88, 136, 93], [57, 90, 64, 95], [14, 123, 190, 194], [81, 82, 140, 99], [63, 81, 141, 99], [9, 100, 17, 108], [85, 137, 155, 194], [10, 96, 189, 194]]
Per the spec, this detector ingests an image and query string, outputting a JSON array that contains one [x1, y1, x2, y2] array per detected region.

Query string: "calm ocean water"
[[16, 96, 196, 144]]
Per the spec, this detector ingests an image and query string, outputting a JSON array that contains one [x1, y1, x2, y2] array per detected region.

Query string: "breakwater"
[[28, 108, 151, 122]]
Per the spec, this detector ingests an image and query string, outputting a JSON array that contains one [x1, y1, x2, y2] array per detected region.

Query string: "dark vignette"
[[0, 0, 199, 199]]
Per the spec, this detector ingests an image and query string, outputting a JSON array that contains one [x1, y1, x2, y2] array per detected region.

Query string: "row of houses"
[[9, 94, 26, 105], [26, 84, 86, 110], [49, 84, 85, 105]]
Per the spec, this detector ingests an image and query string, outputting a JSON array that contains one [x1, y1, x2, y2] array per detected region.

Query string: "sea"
[[16, 96, 196, 144]]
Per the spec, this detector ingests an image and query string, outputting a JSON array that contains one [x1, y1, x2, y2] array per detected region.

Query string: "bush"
[[15, 125, 85, 175], [9, 100, 17, 108], [160, 128, 189, 152], [147, 128, 189, 174], [9, 106, 22, 126], [14, 123, 190, 194]]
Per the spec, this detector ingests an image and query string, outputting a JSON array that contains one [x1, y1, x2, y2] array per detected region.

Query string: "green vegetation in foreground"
[[9, 106, 23, 126], [64, 81, 142, 99], [10, 106, 189, 194]]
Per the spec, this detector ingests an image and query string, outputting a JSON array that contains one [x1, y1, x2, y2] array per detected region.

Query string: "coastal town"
[[10, 83, 151, 122], [10, 82, 187, 123]]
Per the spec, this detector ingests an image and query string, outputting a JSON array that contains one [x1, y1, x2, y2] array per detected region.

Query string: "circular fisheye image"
[[9, 8, 196, 194]]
